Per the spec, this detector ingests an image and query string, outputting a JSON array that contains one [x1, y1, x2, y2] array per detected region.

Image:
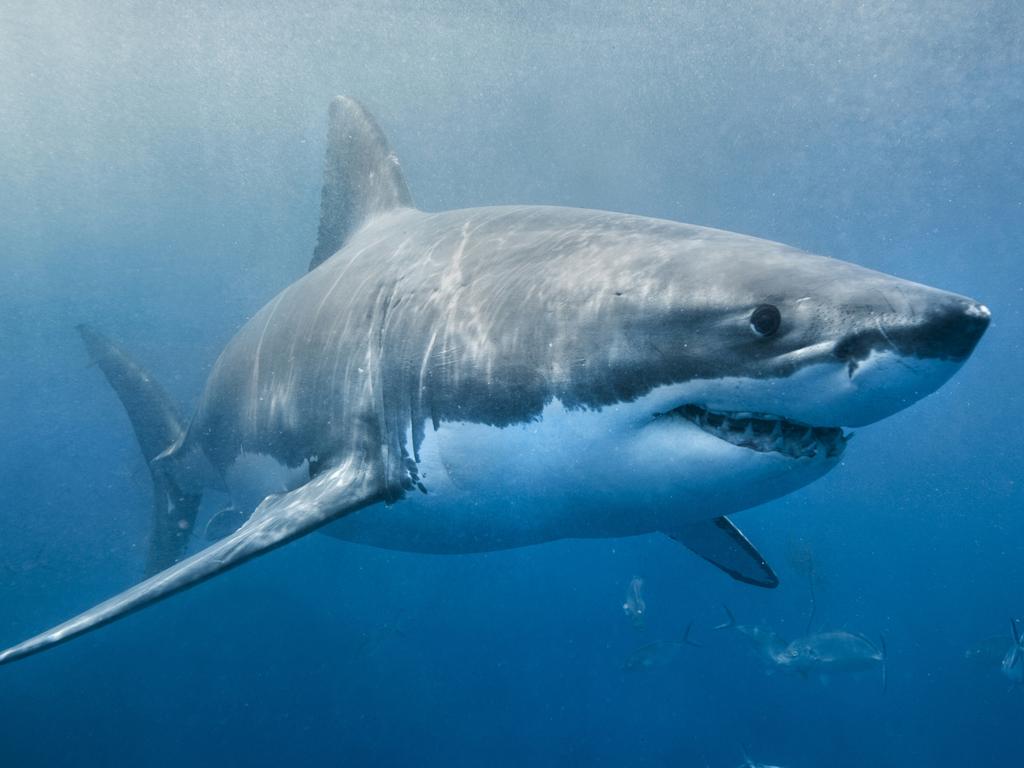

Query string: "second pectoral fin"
[[667, 517, 778, 588]]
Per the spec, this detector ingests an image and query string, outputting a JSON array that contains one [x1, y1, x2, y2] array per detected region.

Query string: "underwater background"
[[0, 2, 1021, 765]]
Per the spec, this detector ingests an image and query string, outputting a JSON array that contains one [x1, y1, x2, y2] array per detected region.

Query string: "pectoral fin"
[[666, 517, 778, 588], [0, 459, 384, 666]]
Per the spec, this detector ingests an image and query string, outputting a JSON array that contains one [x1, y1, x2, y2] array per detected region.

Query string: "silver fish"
[[773, 630, 886, 689], [623, 624, 700, 671]]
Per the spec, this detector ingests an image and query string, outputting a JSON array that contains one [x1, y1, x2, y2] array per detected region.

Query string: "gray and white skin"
[[0, 97, 990, 665]]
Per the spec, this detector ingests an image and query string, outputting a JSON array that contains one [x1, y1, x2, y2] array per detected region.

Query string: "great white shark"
[[0, 97, 989, 665]]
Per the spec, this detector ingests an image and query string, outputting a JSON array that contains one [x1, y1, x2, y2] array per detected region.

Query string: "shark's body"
[[205, 205, 864, 555], [0, 97, 989, 665]]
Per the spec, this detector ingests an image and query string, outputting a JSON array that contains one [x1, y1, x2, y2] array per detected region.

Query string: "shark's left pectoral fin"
[[0, 459, 385, 666], [667, 517, 779, 588]]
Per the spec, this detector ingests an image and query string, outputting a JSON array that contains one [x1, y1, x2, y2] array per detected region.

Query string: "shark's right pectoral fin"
[[666, 517, 779, 588], [0, 459, 385, 666]]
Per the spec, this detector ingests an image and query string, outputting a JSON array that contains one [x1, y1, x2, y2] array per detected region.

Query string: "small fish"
[[715, 606, 786, 664], [773, 630, 886, 690], [623, 624, 701, 671], [1000, 619, 1024, 686], [622, 576, 646, 629]]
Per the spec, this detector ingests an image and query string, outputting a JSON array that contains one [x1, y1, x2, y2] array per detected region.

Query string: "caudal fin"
[[715, 605, 737, 631], [78, 325, 200, 575]]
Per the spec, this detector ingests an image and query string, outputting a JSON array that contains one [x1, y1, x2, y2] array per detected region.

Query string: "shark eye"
[[750, 304, 782, 337]]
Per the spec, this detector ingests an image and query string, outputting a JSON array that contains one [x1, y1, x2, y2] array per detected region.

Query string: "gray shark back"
[[184, 200, 953, 489]]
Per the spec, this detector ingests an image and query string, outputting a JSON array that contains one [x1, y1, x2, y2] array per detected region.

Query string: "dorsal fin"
[[310, 96, 413, 271]]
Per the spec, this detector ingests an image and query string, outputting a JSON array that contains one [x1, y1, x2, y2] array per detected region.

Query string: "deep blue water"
[[1, 2, 1022, 766]]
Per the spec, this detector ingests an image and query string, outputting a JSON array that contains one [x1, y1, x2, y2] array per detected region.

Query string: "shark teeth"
[[658, 404, 848, 459]]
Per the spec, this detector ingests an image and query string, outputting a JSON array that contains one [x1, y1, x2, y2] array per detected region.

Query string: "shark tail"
[[1012, 618, 1022, 648], [78, 325, 201, 575]]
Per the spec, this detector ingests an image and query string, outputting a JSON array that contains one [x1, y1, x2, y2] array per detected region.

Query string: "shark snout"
[[912, 298, 990, 361], [833, 296, 990, 365]]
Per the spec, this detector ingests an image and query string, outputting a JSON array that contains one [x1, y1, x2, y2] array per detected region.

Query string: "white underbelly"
[[322, 417, 615, 553], [320, 390, 826, 554]]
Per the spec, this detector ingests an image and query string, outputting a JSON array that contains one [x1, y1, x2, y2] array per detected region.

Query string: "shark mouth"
[[659, 404, 849, 459]]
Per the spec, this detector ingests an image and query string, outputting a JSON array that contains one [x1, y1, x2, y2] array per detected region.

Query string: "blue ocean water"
[[0, 2, 1021, 766]]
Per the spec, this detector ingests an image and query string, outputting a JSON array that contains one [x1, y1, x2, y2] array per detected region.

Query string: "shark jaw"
[[657, 403, 849, 460]]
